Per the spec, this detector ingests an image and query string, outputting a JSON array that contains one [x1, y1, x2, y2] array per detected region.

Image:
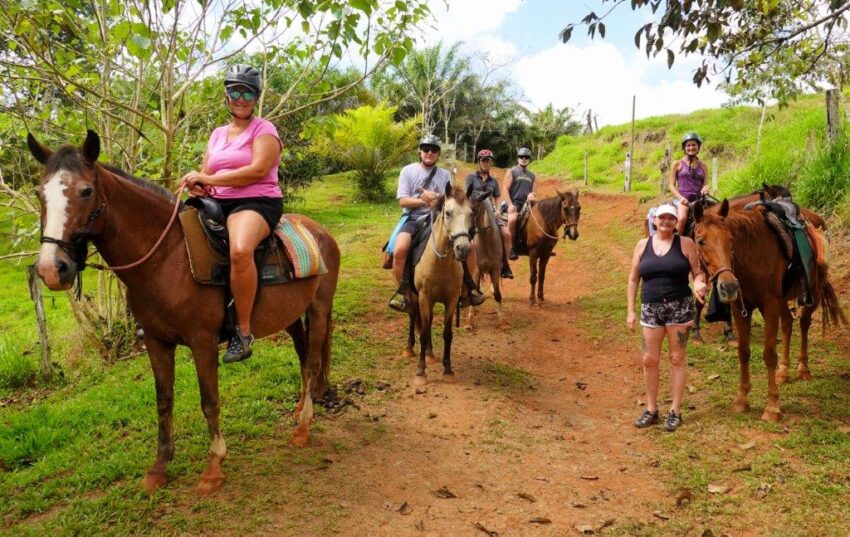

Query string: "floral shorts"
[[640, 295, 695, 328]]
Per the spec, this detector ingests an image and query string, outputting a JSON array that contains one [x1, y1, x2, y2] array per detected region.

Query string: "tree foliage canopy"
[[560, 0, 850, 104]]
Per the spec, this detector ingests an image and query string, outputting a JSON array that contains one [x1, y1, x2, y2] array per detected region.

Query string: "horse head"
[[557, 189, 581, 241], [694, 198, 740, 303], [435, 182, 475, 262], [27, 130, 106, 290]]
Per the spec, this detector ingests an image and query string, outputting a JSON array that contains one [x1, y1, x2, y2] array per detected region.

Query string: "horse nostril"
[[56, 259, 76, 283], [56, 259, 69, 276]]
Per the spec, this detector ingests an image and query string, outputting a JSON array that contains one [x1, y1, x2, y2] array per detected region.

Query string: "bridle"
[[700, 245, 749, 318], [429, 204, 471, 259], [39, 165, 184, 287]]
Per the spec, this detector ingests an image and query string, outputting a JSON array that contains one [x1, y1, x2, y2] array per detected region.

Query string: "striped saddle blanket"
[[274, 216, 327, 278]]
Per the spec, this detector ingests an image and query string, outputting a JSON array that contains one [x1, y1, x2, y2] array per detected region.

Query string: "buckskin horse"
[[464, 195, 507, 330], [402, 183, 481, 386], [27, 131, 340, 494], [693, 199, 844, 420], [516, 190, 580, 305]]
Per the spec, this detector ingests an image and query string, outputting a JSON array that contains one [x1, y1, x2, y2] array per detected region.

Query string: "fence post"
[[711, 157, 718, 192], [27, 265, 52, 379], [583, 151, 588, 186], [826, 89, 840, 144], [624, 152, 632, 192]]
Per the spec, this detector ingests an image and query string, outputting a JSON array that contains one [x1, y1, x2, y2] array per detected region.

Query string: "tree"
[[525, 103, 582, 157], [560, 1, 850, 104], [309, 104, 419, 200]]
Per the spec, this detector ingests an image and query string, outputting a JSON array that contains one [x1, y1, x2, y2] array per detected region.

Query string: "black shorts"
[[216, 197, 283, 232], [640, 295, 695, 328], [400, 214, 429, 236]]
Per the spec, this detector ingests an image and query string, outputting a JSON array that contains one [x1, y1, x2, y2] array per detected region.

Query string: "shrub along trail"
[[200, 183, 687, 535]]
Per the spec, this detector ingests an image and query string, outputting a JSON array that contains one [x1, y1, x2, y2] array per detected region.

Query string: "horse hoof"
[[442, 372, 457, 383], [425, 354, 439, 366], [143, 470, 168, 494], [776, 372, 790, 385], [462, 323, 474, 331], [401, 348, 415, 359], [290, 430, 310, 447], [196, 475, 224, 495], [797, 370, 812, 381], [761, 409, 781, 422], [731, 401, 750, 413], [413, 374, 428, 387]]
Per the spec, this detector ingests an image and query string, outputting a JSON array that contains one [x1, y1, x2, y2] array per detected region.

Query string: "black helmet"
[[224, 64, 262, 94], [681, 132, 702, 149], [517, 147, 532, 158], [419, 134, 441, 150]]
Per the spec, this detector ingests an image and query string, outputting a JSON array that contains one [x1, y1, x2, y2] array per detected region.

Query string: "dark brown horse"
[[693, 200, 844, 420], [403, 183, 480, 386], [518, 190, 580, 305], [27, 131, 340, 494]]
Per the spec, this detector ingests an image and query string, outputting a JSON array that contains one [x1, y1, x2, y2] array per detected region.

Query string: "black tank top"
[[639, 235, 691, 303], [508, 166, 535, 204]]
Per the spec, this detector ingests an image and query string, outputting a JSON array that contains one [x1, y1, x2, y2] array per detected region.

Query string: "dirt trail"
[[213, 184, 678, 536]]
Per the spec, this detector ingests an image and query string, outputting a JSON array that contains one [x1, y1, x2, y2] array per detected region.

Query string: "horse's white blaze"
[[210, 433, 226, 458], [39, 171, 71, 261]]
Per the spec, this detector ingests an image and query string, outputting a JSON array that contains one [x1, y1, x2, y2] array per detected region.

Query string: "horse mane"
[[705, 208, 771, 257], [536, 196, 563, 228], [101, 163, 175, 201]]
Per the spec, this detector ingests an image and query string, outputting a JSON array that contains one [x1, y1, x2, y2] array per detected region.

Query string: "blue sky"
[[426, 0, 728, 126]]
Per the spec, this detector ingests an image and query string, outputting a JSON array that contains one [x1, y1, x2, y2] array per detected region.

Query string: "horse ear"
[[81, 130, 100, 165], [27, 133, 52, 165], [573, 188, 579, 198], [719, 198, 730, 218], [556, 189, 565, 198], [693, 200, 704, 223]]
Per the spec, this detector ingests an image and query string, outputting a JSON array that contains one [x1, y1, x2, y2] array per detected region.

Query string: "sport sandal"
[[222, 330, 254, 364], [664, 410, 683, 432], [634, 409, 659, 428]]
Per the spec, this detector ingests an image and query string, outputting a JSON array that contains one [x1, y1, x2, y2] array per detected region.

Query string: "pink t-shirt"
[[206, 116, 283, 199]]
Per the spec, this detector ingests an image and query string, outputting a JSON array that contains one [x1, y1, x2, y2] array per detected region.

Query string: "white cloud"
[[512, 42, 728, 126], [424, 0, 523, 45]]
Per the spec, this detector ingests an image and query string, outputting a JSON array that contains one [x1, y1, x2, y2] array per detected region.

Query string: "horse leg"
[[403, 308, 416, 358], [415, 298, 433, 386], [192, 339, 227, 494], [723, 321, 737, 347], [537, 254, 550, 302], [291, 299, 332, 447], [286, 319, 308, 415], [760, 305, 782, 421], [493, 270, 507, 329], [528, 252, 538, 306], [463, 272, 481, 330], [731, 311, 753, 413], [797, 304, 815, 381], [776, 305, 793, 385], [143, 336, 176, 494], [442, 299, 457, 383], [691, 299, 704, 343]]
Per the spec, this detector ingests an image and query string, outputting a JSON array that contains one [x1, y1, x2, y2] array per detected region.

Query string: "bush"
[[309, 104, 420, 201], [794, 135, 850, 213]]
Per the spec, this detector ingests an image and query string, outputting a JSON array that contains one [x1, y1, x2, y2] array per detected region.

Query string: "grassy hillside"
[[536, 92, 850, 217]]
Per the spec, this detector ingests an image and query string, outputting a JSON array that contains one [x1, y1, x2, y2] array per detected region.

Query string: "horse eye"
[[80, 186, 93, 198]]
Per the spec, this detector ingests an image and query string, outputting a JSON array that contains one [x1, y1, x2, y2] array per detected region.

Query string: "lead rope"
[[88, 186, 186, 271], [529, 204, 561, 240]]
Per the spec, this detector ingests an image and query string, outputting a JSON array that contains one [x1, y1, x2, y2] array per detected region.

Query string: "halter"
[[703, 252, 749, 318], [429, 206, 471, 259]]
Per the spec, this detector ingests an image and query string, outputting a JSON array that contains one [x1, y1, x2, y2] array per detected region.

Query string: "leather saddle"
[[181, 197, 292, 286]]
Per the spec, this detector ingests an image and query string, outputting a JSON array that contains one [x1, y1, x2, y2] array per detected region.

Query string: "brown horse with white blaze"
[[27, 130, 340, 494], [693, 200, 844, 421], [404, 183, 482, 386], [465, 195, 507, 330], [519, 190, 580, 305]]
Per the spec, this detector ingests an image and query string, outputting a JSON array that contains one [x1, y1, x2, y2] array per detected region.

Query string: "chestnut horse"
[[403, 183, 480, 386], [517, 190, 580, 305], [27, 131, 340, 494], [465, 195, 507, 330], [693, 200, 844, 420]]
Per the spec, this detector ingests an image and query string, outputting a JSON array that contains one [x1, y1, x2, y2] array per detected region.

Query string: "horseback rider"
[[670, 132, 710, 236], [179, 64, 283, 364], [503, 147, 537, 260], [465, 149, 514, 279], [388, 135, 486, 312]]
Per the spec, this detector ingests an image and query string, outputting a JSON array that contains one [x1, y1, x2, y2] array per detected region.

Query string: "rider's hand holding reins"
[[179, 171, 214, 197]]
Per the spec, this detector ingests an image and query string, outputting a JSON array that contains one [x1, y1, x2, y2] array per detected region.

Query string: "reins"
[[429, 210, 469, 259], [529, 203, 562, 240]]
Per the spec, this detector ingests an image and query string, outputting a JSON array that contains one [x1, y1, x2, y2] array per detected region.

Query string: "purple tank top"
[[676, 158, 705, 201]]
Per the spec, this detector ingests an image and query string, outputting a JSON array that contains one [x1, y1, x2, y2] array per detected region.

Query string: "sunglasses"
[[519, 156, 531, 160], [420, 146, 440, 154], [227, 89, 257, 101]]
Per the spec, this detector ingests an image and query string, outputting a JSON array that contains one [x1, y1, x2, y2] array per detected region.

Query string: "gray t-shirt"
[[396, 163, 452, 218]]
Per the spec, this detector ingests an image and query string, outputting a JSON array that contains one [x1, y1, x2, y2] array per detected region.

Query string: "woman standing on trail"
[[670, 132, 709, 235], [179, 64, 283, 364], [626, 204, 707, 431]]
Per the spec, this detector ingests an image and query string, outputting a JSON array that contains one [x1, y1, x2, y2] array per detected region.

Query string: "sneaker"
[[388, 293, 409, 312], [500, 264, 514, 279], [509, 247, 518, 261], [634, 409, 659, 428], [664, 410, 683, 432], [222, 331, 254, 364]]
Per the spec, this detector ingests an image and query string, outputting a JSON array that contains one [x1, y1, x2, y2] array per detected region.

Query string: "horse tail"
[[820, 279, 847, 335]]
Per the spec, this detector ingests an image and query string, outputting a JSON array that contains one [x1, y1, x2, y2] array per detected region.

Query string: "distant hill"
[[535, 93, 850, 216]]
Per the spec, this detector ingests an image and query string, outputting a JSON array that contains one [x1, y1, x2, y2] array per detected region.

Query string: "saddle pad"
[[274, 216, 327, 278], [179, 208, 228, 284], [808, 223, 829, 268]]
